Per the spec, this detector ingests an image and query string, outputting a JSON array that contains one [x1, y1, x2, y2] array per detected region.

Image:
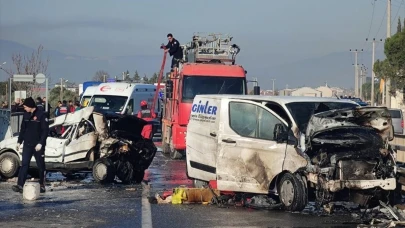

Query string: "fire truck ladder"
[[184, 32, 240, 64]]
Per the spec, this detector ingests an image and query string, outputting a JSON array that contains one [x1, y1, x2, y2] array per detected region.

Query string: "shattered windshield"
[[285, 102, 358, 133], [89, 95, 128, 113], [182, 76, 245, 102]]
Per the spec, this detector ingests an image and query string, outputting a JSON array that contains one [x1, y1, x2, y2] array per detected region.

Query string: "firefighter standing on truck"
[[164, 33, 183, 72], [137, 100, 156, 139], [12, 97, 49, 194]]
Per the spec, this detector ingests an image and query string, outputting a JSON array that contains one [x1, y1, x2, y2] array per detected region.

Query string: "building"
[[291, 87, 322, 97], [316, 84, 333, 97], [278, 89, 293, 96]]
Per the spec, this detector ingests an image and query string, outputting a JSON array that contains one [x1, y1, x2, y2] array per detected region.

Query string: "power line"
[[375, 1, 388, 38]]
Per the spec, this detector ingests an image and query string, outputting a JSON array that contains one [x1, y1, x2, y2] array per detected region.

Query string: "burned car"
[[0, 106, 157, 184], [186, 95, 397, 211]]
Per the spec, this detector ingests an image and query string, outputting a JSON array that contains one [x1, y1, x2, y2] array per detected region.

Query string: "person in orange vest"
[[137, 100, 156, 139]]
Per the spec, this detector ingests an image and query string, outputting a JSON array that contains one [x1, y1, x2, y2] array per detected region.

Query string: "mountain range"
[[0, 39, 386, 90]]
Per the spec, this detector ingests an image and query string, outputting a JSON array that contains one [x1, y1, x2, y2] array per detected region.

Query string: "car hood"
[[305, 106, 393, 146]]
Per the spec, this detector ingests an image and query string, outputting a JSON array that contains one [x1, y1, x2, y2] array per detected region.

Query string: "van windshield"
[[182, 76, 245, 102], [285, 102, 358, 133], [89, 95, 128, 113]]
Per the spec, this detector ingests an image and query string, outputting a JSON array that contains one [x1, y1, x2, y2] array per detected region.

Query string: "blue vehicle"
[[339, 96, 368, 106]]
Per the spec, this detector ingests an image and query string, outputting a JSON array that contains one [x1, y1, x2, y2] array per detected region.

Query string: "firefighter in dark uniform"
[[137, 100, 156, 139], [164, 33, 183, 72], [12, 97, 49, 193]]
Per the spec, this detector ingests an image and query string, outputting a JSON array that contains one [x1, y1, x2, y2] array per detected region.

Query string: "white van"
[[88, 82, 158, 115], [80, 86, 98, 107], [186, 95, 397, 211]]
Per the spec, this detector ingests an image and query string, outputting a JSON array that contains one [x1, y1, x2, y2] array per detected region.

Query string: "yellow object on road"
[[171, 187, 187, 204]]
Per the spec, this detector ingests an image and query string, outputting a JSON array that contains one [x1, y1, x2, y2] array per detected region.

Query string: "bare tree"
[[3, 45, 50, 98], [93, 70, 110, 82]]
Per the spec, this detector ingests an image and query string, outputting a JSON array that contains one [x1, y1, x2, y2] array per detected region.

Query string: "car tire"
[[193, 179, 208, 188], [278, 173, 307, 212], [0, 152, 20, 178], [93, 158, 115, 184]]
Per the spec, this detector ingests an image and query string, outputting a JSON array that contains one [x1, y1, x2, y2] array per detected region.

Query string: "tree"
[[142, 74, 149, 84], [133, 70, 140, 82], [93, 70, 109, 82], [2, 45, 50, 98], [149, 73, 158, 84], [398, 17, 402, 33], [48, 87, 77, 110], [362, 82, 381, 103], [374, 27, 405, 92]]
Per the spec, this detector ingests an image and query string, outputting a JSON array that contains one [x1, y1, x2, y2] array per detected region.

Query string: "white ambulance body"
[[88, 83, 158, 115]]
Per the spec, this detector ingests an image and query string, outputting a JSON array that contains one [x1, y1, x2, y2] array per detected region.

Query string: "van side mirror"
[[273, 123, 288, 143], [166, 80, 173, 99], [253, 86, 260, 95]]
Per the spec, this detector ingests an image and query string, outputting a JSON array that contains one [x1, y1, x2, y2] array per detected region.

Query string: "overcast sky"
[[0, 0, 404, 87]]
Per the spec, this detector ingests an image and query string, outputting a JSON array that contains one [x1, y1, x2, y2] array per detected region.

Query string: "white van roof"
[[83, 86, 98, 96], [194, 95, 358, 105], [93, 82, 156, 97]]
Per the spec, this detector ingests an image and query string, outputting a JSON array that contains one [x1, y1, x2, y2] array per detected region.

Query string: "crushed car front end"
[[91, 112, 157, 183], [303, 107, 397, 205]]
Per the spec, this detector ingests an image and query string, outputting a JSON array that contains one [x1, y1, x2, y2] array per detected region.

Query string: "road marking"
[[142, 182, 153, 228]]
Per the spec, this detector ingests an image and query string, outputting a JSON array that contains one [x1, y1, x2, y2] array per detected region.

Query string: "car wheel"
[[278, 173, 307, 212], [0, 152, 20, 178], [193, 179, 208, 188], [93, 158, 115, 184]]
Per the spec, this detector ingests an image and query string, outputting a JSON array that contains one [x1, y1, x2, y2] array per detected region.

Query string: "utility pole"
[[270, 78, 276, 96], [103, 74, 106, 82], [366, 38, 382, 106], [385, 0, 392, 107], [350, 49, 363, 97], [359, 65, 367, 100]]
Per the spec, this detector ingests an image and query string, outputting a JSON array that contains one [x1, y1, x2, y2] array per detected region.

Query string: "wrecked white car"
[[186, 95, 397, 211], [0, 106, 157, 184]]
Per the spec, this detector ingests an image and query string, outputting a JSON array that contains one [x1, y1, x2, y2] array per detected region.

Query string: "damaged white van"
[[186, 95, 397, 211]]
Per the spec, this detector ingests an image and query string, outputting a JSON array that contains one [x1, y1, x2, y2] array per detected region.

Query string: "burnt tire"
[[93, 158, 115, 184], [278, 173, 307, 212], [0, 152, 20, 178]]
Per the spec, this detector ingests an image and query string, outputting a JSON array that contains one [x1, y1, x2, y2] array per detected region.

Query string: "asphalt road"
[[0, 147, 369, 228]]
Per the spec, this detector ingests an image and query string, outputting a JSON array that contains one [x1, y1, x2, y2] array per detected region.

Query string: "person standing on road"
[[12, 97, 49, 194], [137, 100, 156, 139], [164, 33, 183, 72]]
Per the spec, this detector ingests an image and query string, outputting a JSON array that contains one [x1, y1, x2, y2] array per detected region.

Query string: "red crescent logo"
[[100, 86, 111, 92]]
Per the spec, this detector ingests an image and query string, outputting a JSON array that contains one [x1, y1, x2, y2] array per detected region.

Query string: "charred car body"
[[186, 95, 397, 211], [0, 107, 157, 184]]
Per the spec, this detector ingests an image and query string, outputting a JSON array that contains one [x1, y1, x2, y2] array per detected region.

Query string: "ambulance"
[[88, 82, 158, 115]]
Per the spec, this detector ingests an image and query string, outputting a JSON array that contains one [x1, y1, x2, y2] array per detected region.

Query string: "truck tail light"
[[401, 120, 404, 129]]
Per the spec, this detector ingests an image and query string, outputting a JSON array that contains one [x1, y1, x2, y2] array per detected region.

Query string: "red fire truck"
[[155, 33, 259, 159]]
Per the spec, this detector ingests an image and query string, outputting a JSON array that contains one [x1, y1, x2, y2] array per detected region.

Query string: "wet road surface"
[[0, 148, 364, 228]]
